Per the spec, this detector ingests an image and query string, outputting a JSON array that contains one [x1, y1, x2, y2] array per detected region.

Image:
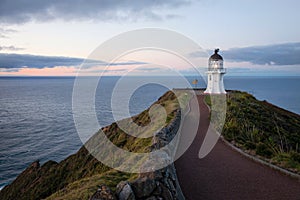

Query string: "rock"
[[114, 109, 183, 200], [167, 178, 176, 195], [152, 170, 164, 180], [131, 177, 156, 199], [116, 181, 126, 194], [89, 185, 116, 200], [145, 196, 158, 200], [151, 182, 162, 196], [139, 167, 164, 181], [116, 181, 135, 200], [167, 165, 177, 181], [149, 151, 171, 168], [160, 184, 173, 200]]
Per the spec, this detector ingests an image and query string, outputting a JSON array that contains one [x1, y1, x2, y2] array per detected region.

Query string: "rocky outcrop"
[[124, 164, 183, 200], [114, 110, 185, 200], [116, 181, 135, 200], [90, 185, 116, 200]]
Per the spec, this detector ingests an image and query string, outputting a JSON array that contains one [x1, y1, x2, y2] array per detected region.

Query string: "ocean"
[[1, 76, 300, 189]]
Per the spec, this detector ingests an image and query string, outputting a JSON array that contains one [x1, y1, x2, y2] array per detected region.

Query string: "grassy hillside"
[[4, 90, 297, 199], [207, 91, 300, 174], [0, 90, 187, 200]]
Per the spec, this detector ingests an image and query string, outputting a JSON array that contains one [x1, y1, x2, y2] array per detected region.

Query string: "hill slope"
[[1, 90, 300, 199], [207, 90, 300, 174], [0, 90, 181, 200]]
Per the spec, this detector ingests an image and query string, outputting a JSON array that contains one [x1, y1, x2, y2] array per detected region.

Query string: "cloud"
[[0, 53, 84, 69], [135, 67, 161, 71], [223, 43, 300, 66], [0, 45, 25, 51], [0, 68, 20, 72], [0, 53, 147, 72], [0, 0, 191, 24], [0, 27, 18, 38], [190, 43, 300, 66], [189, 50, 208, 58], [79, 68, 128, 73]]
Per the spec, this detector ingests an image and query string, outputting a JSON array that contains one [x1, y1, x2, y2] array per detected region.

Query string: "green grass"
[[206, 91, 300, 174], [45, 170, 135, 200]]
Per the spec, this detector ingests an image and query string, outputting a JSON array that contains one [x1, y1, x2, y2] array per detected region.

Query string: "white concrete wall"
[[204, 71, 226, 94]]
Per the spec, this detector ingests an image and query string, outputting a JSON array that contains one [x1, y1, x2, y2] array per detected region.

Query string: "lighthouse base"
[[204, 72, 226, 94]]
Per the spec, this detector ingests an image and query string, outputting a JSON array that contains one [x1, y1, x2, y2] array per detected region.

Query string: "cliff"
[[0, 90, 187, 200], [1, 90, 300, 200]]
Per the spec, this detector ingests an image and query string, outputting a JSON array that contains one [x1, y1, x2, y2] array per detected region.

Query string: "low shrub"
[[244, 141, 256, 150], [256, 143, 273, 158]]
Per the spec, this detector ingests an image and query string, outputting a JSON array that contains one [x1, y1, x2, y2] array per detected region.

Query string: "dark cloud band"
[[190, 42, 300, 66], [0, 0, 190, 24], [0, 53, 146, 70], [0, 53, 84, 69], [223, 43, 300, 66]]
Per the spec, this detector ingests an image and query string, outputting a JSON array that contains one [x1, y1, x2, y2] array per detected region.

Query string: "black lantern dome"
[[209, 49, 223, 61]]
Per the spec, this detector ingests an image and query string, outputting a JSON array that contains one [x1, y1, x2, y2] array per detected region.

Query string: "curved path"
[[175, 94, 300, 200]]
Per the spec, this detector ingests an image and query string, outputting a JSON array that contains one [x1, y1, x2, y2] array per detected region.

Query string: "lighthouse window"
[[209, 75, 211, 80]]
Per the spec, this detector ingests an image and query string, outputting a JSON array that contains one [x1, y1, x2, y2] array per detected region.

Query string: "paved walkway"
[[175, 95, 300, 200]]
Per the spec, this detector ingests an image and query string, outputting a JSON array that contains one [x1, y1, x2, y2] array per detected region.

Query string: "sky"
[[0, 0, 300, 76]]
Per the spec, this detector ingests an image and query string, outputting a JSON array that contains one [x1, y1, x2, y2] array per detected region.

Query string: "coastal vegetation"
[[206, 91, 300, 174], [0, 90, 189, 200], [3, 89, 299, 199]]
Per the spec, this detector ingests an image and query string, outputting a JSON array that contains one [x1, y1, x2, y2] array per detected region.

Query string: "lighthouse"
[[204, 49, 226, 94]]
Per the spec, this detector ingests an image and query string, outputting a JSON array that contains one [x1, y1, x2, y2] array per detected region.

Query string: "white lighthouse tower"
[[204, 49, 226, 94]]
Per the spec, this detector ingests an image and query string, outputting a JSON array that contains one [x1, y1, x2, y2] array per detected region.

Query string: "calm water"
[[0, 76, 300, 189]]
